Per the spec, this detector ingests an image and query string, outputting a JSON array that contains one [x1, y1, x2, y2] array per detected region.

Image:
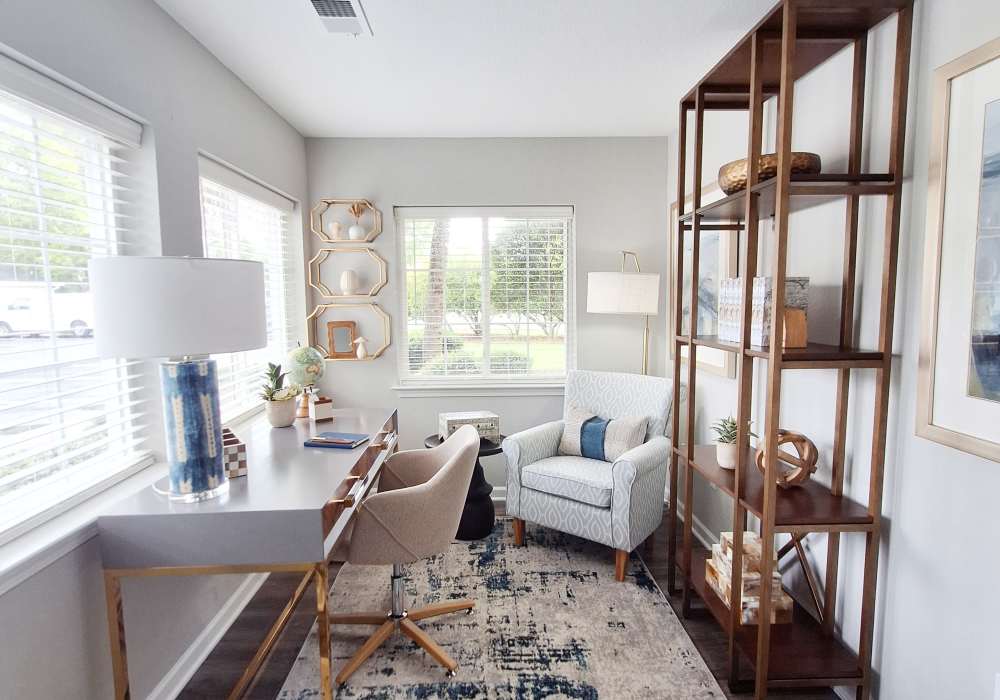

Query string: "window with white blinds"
[[0, 87, 149, 540], [397, 206, 574, 383], [199, 162, 300, 422]]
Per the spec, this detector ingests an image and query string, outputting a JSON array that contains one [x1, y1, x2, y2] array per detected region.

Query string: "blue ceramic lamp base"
[[160, 358, 228, 503]]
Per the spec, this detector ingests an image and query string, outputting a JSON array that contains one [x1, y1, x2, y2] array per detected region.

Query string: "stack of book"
[[717, 276, 810, 347], [704, 531, 793, 625]]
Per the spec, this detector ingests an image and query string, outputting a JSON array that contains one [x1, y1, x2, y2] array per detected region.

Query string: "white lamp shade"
[[587, 271, 660, 315], [89, 256, 267, 358]]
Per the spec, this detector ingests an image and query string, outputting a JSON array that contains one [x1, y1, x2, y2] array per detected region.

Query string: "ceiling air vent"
[[310, 0, 373, 36]]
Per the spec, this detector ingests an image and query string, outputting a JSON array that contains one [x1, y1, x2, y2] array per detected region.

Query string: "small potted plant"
[[260, 362, 302, 428], [711, 416, 756, 470]]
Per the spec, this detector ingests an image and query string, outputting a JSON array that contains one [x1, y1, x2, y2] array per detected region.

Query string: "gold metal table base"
[[103, 561, 335, 700]]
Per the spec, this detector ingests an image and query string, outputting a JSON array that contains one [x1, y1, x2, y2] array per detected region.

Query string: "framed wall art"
[[917, 36, 1000, 462], [669, 182, 739, 378]]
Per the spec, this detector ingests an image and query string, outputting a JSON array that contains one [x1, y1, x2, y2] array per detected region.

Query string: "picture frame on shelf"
[[326, 320, 358, 359], [917, 36, 1000, 463], [669, 181, 739, 378]]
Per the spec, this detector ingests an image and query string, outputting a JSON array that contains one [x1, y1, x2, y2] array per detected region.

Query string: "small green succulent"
[[710, 416, 757, 444]]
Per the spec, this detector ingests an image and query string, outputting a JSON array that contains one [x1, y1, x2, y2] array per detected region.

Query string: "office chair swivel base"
[[331, 565, 474, 685]]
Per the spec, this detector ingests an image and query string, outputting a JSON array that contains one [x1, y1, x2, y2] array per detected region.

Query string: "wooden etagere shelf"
[[667, 1, 913, 698]]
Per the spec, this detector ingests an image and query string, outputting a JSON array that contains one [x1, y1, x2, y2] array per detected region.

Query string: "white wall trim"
[[673, 497, 716, 551], [491, 486, 507, 502], [147, 572, 268, 700]]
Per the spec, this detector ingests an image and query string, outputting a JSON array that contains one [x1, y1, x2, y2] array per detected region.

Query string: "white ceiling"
[[154, 0, 775, 138]]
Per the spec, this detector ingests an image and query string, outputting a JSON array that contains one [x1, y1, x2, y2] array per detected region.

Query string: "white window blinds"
[[199, 161, 301, 422], [397, 206, 574, 383], [0, 87, 149, 540]]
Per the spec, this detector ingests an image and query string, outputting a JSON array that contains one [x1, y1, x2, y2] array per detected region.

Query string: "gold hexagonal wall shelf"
[[308, 247, 388, 299], [310, 198, 382, 244], [307, 302, 391, 361]]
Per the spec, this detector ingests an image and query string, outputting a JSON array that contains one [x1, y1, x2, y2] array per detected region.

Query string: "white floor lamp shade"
[[587, 271, 660, 315], [89, 256, 267, 501], [587, 268, 660, 374]]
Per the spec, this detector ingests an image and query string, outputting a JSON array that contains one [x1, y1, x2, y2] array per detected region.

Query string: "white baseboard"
[[147, 572, 268, 700], [672, 499, 717, 550], [491, 486, 506, 502]]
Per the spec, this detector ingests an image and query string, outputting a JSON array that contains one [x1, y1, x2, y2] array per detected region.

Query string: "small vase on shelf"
[[348, 202, 365, 240], [327, 220, 344, 241], [339, 269, 359, 295]]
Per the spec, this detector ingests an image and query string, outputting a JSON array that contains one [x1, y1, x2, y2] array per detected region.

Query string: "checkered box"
[[222, 428, 247, 478]]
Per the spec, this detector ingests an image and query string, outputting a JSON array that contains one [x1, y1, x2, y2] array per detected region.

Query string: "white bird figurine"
[[353, 336, 369, 359]]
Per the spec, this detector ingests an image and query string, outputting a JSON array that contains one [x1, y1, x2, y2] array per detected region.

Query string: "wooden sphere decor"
[[718, 152, 822, 195], [755, 429, 818, 489]]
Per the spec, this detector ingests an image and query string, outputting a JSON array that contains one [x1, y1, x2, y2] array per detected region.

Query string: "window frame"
[[394, 205, 576, 388]]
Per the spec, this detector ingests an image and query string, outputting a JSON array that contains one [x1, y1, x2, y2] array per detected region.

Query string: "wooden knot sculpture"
[[755, 429, 818, 488]]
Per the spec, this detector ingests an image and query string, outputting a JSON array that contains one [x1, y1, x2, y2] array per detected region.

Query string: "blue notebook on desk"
[[304, 432, 370, 449]]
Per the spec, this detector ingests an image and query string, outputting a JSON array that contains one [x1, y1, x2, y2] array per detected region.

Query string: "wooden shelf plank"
[[681, 2, 905, 104], [688, 334, 883, 368], [680, 552, 863, 684], [677, 174, 894, 223], [675, 445, 873, 530]]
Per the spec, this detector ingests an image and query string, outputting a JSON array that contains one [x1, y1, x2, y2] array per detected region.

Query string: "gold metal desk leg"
[[103, 572, 131, 700], [315, 562, 332, 699], [227, 568, 316, 700]]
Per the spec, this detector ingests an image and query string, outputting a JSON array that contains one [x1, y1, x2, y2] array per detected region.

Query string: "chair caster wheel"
[[445, 668, 457, 678]]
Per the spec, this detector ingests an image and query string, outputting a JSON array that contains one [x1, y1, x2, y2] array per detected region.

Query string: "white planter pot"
[[348, 223, 365, 241], [265, 398, 297, 427], [716, 442, 738, 470], [339, 269, 359, 295]]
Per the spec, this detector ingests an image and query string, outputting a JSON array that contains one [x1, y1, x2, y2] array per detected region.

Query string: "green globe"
[[285, 345, 325, 387]]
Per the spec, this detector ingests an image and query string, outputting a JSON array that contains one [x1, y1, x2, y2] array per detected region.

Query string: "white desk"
[[98, 407, 398, 700]]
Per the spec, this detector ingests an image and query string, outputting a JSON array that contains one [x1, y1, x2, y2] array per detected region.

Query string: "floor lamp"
[[587, 251, 660, 374]]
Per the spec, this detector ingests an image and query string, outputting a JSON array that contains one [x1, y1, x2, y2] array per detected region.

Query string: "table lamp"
[[89, 256, 266, 502], [587, 250, 660, 374]]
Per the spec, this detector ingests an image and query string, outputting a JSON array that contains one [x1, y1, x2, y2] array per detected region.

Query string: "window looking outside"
[[199, 160, 301, 422], [0, 88, 147, 540], [397, 206, 573, 383]]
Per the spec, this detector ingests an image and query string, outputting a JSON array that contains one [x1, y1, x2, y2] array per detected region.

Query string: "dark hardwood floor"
[[181, 506, 835, 699]]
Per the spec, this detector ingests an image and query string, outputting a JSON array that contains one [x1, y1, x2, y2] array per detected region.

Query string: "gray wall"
[[305, 137, 669, 487], [671, 2, 1000, 698], [0, 0, 307, 697]]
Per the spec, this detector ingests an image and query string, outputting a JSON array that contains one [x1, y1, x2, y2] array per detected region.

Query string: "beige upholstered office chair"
[[330, 424, 480, 685]]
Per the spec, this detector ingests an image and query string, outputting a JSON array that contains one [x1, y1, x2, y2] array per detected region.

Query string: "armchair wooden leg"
[[512, 518, 525, 546], [615, 549, 629, 582]]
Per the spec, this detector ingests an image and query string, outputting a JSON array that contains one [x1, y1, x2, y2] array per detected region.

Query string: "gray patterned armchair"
[[502, 370, 676, 581]]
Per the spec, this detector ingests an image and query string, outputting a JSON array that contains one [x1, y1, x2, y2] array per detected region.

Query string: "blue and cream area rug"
[[278, 519, 723, 699]]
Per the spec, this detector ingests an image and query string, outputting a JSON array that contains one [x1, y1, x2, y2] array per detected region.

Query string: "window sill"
[[0, 410, 266, 597], [393, 383, 565, 398]]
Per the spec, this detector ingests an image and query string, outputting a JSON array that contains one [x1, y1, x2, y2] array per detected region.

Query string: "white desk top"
[[98, 407, 396, 570]]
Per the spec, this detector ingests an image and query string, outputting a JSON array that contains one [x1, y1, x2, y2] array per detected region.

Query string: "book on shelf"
[[705, 531, 792, 625], [717, 276, 810, 346]]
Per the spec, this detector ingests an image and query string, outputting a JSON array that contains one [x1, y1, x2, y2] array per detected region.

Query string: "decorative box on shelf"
[[222, 428, 247, 478], [310, 395, 334, 422], [438, 411, 500, 442], [705, 531, 792, 625]]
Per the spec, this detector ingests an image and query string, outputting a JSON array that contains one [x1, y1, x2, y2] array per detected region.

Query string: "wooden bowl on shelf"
[[718, 152, 821, 195]]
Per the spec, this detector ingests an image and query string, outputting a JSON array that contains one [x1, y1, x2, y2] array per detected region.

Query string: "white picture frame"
[[917, 36, 1000, 462]]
